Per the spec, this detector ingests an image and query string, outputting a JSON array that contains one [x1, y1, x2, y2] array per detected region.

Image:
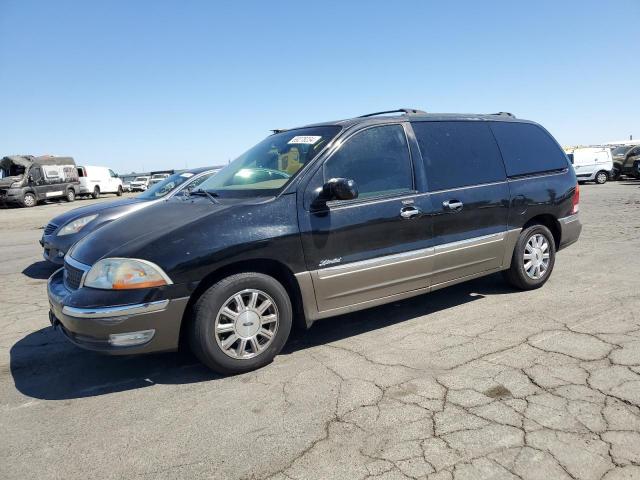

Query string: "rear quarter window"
[[490, 122, 568, 177]]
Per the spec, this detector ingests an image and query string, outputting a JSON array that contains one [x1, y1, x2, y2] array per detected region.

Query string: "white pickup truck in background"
[[129, 175, 150, 191]]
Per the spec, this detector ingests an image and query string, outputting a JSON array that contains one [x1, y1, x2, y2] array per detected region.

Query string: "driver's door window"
[[30, 167, 43, 185], [323, 124, 413, 200]]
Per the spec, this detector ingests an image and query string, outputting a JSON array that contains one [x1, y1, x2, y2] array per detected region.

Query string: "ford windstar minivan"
[[47, 109, 581, 374]]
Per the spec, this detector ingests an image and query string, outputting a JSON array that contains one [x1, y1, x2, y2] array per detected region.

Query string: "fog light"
[[57, 251, 65, 258], [108, 329, 155, 346]]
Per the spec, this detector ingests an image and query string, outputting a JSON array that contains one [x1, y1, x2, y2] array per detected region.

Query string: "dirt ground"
[[1, 182, 639, 480]]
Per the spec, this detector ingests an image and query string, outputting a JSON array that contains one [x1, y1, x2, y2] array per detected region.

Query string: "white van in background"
[[567, 147, 613, 184], [77, 165, 124, 198]]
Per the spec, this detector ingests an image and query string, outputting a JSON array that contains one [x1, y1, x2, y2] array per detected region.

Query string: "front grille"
[[44, 223, 58, 235], [64, 260, 86, 290]]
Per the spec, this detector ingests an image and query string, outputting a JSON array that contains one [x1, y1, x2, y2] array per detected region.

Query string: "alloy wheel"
[[523, 234, 550, 279], [23, 194, 35, 207], [214, 289, 279, 360]]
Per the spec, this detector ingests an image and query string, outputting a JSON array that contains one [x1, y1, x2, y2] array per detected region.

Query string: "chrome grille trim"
[[63, 256, 91, 290]]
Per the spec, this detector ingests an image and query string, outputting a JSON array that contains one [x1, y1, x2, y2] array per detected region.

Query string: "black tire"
[[595, 171, 608, 184], [189, 272, 292, 375], [610, 169, 621, 181], [22, 192, 36, 208], [116, 186, 123, 197], [91, 187, 100, 199], [66, 189, 76, 202], [502, 224, 556, 290]]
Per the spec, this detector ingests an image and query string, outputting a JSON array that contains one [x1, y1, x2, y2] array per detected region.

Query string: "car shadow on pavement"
[[10, 273, 514, 401], [22, 260, 60, 279], [283, 273, 514, 353]]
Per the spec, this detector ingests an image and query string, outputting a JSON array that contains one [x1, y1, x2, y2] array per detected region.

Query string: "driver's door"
[[298, 124, 434, 315]]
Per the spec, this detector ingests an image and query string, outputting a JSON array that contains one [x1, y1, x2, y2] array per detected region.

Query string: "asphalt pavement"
[[1, 183, 639, 480]]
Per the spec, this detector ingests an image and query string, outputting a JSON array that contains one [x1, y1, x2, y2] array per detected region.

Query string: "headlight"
[[58, 214, 98, 236], [84, 258, 172, 290]]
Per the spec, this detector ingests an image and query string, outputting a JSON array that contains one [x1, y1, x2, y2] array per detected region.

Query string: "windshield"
[[134, 177, 148, 182], [197, 126, 341, 197], [137, 171, 216, 199], [612, 146, 632, 156]]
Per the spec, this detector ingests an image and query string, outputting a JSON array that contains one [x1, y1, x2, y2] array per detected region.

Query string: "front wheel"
[[595, 171, 608, 184], [22, 192, 36, 208], [502, 224, 556, 290], [189, 273, 292, 374], [66, 189, 76, 202], [91, 187, 100, 199]]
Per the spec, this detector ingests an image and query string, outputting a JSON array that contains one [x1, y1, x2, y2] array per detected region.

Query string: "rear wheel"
[[595, 171, 608, 184], [502, 224, 556, 290], [22, 192, 36, 208], [189, 272, 292, 374], [91, 187, 100, 199], [116, 186, 123, 196], [66, 189, 76, 202]]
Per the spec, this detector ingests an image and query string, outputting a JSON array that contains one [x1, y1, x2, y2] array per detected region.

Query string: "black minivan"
[[47, 109, 581, 374]]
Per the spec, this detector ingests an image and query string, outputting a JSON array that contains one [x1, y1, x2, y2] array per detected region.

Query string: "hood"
[[69, 196, 249, 266], [0, 175, 23, 188], [48, 198, 144, 228]]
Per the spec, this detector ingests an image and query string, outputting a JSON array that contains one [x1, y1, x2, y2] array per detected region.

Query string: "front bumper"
[[40, 233, 75, 265], [558, 214, 582, 250], [47, 268, 189, 355], [0, 187, 23, 203]]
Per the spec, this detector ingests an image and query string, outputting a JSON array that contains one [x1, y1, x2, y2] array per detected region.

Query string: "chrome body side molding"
[[62, 299, 171, 320]]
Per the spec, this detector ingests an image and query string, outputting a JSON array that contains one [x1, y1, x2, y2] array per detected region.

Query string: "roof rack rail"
[[358, 108, 427, 118], [491, 112, 516, 118]]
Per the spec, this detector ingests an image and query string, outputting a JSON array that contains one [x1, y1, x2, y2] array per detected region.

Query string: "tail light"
[[571, 183, 580, 214]]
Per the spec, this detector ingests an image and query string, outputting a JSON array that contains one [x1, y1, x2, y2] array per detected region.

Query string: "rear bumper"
[[558, 214, 582, 250], [47, 268, 189, 355]]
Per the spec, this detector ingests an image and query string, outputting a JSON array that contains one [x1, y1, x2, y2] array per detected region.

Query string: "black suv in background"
[[48, 109, 581, 374]]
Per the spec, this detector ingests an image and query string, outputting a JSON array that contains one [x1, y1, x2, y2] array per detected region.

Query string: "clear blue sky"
[[1, 0, 638, 173]]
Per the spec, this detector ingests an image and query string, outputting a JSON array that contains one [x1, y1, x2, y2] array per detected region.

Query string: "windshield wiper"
[[189, 189, 219, 204]]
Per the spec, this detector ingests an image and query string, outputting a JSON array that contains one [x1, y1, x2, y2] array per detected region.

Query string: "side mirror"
[[314, 178, 358, 208]]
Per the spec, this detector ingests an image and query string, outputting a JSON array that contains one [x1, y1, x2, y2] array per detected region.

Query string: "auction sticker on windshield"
[[288, 136, 322, 144]]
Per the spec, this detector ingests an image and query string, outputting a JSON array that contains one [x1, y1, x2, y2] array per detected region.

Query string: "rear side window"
[[490, 122, 568, 177], [324, 124, 413, 199], [411, 121, 506, 191]]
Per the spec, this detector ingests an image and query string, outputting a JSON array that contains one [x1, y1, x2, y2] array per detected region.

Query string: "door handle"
[[400, 206, 421, 219], [443, 200, 463, 212]]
